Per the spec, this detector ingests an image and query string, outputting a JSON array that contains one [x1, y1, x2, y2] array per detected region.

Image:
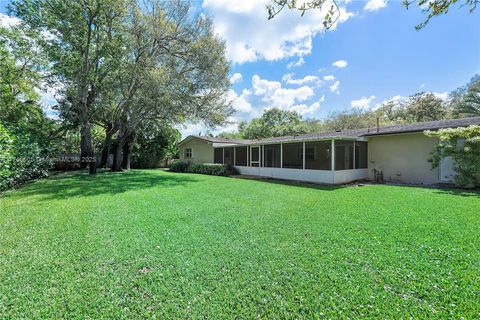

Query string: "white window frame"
[[184, 148, 192, 159]]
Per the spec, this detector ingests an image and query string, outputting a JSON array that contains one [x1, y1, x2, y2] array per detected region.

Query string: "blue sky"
[[1, 0, 479, 137]]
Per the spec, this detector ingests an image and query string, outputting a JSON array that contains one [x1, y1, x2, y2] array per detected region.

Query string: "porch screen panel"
[[305, 141, 331, 170], [264, 144, 281, 168], [334, 141, 354, 170], [224, 147, 234, 166], [235, 146, 247, 166], [214, 148, 223, 164], [251, 146, 260, 167], [355, 141, 368, 169], [282, 142, 303, 169]]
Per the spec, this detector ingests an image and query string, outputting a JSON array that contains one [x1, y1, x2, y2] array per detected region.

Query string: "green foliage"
[[451, 75, 480, 117], [405, 92, 448, 122], [169, 161, 237, 176], [0, 124, 15, 189], [0, 26, 57, 190], [131, 125, 180, 169], [426, 125, 480, 188], [323, 109, 378, 131], [404, 0, 480, 29], [238, 108, 308, 139], [266, 0, 340, 29], [1, 170, 479, 317], [266, 0, 479, 30], [0, 124, 53, 191]]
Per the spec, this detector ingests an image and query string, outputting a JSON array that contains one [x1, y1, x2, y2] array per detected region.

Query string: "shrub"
[[426, 125, 480, 188], [0, 123, 53, 191], [169, 161, 237, 176]]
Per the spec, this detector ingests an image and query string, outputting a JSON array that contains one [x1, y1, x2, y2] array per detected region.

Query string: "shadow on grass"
[[432, 187, 480, 198], [231, 175, 343, 191], [8, 169, 198, 201]]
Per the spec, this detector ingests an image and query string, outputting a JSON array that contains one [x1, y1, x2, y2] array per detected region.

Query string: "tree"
[[451, 75, 480, 117], [426, 125, 480, 188], [0, 26, 44, 129], [11, 0, 130, 174], [404, 0, 480, 29], [131, 124, 180, 169], [0, 31, 57, 190], [266, 0, 478, 29], [266, 0, 340, 29], [108, 1, 232, 171], [404, 92, 448, 122], [238, 108, 308, 139], [323, 109, 377, 131]]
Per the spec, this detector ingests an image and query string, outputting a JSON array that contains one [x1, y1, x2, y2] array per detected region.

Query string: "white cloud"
[[229, 72, 243, 84], [287, 57, 305, 69], [373, 95, 406, 110], [252, 74, 315, 108], [289, 95, 325, 115], [332, 60, 348, 68], [226, 88, 253, 113], [282, 73, 322, 86], [364, 0, 387, 12], [351, 95, 376, 109], [203, 0, 354, 64], [329, 80, 340, 94], [323, 75, 335, 81]]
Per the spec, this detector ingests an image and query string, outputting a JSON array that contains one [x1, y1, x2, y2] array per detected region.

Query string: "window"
[[282, 142, 303, 169], [335, 140, 354, 170], [235, 146, 247, 166], [264, 144, 281, 168], [305, 141, 331, 170], [214, 148, 223, 164], [184, 148, 192, 159], [355, 141, 368, 169]]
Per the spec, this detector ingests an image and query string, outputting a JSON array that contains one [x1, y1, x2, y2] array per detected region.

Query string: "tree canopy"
[[266, 0, 479, 29]]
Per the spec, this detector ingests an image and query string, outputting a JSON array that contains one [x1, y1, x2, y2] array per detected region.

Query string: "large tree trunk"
[[100, 126, 115, 168], [121, 132, 134, 170], [80, 122, 97, 174], [112, 127, 127, 172], [79, 133, 88, 169]]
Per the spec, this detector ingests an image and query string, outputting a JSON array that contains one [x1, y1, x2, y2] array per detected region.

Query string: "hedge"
[[169, 161, 237, 176]]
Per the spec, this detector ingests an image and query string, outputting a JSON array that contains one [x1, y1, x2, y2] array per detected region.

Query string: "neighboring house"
[[178, 117, 480, 185]]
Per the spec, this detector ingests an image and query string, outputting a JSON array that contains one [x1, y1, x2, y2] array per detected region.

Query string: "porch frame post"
[[331, 139, 335, 184], [331, 140, 335, 171], [353, 141, 356, 170], [280, 143, 283, 168], [233, 147, 236, 166], [222, 148, 225, 164], [302, 142, 306, 170]]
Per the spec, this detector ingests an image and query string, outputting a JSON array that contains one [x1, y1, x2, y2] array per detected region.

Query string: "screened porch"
[[213, 139, 369, 184]]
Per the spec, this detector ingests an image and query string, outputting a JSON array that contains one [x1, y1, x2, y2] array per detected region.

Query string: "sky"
[[1, 0, 479, 138]]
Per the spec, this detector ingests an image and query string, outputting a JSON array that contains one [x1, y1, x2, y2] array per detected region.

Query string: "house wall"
[[368, 133, 439, 185], [179, 139, 214, 164], [236, 166, 335, 184]]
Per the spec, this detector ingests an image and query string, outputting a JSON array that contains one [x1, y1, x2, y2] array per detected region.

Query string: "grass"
[[0, 170, 479, 318]]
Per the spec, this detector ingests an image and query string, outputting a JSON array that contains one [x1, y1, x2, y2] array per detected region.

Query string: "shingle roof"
[[179, 117, 480, 146], [362, 117, 480, 136]]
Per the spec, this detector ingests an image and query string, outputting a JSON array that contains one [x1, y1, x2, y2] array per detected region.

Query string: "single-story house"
[[178, 117, 480, 185]]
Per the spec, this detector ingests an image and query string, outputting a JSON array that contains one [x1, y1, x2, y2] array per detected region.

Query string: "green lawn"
[[0, 170, 479, 318]]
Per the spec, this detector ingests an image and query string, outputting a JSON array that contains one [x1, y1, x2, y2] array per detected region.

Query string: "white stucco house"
[[177, 117, 480, 185]]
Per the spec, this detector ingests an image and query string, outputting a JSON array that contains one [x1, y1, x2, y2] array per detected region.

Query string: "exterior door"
[[439, 156, 455, 182], [250, 146, 260, 167]]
